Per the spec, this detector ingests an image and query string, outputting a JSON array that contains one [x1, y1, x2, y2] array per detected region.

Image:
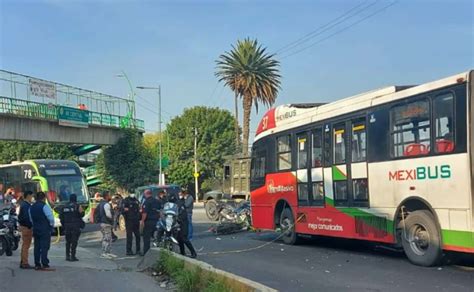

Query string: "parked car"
[[136, 184, 181, 204]]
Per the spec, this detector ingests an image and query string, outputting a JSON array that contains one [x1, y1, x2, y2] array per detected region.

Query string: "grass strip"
[[155, 250, 234, 292]]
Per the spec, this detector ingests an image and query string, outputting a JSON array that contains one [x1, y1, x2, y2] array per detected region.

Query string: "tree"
[[96, 129, 157, 191], [216, 38, 281, 155], [0, 141, 75, 164], [143, 132, 161, 160], [165, 106, 238, 191]]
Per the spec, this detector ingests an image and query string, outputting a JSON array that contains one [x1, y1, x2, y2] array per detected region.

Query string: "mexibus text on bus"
[[250, 70, 474, 266], [0, 160, 91, 227]]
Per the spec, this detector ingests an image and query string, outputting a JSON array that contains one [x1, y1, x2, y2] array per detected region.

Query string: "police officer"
[[121, 193, 141, 256], [59, 194, 85, 261], [155, 190, 167, 244], [140, 189, 160, 255], [177, 193, 197, 258]]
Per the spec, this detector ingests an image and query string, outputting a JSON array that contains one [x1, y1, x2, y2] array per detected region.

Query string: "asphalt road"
[[190, 205, 474, 292], [0, 225, 163, 292], [2, 205, 472, 292]]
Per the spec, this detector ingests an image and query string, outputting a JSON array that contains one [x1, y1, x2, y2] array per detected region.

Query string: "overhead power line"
[[280, 1, 399, 59], [276, 0, 377, 55]]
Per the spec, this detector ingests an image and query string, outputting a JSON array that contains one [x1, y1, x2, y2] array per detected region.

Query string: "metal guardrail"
[[78, 153, 99, 164], [84, 165, 98, 177], [0, 96, 144, 131]]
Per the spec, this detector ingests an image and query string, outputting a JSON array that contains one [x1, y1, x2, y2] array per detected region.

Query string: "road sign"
[[193, 172, 199, 178], [58, 106, 89, 128]]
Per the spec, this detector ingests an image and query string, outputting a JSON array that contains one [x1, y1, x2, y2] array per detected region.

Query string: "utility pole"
[[194, 127, 199, 202], [136, 85, 163, 184], [158, 85, 163, 185]]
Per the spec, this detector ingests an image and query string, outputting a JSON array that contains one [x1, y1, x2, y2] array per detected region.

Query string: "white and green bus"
[[0, 160, 91, 227], [251, 70, 474, 266]]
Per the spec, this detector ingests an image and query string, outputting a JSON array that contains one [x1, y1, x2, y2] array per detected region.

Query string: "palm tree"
[[215, 38, 281, 155]]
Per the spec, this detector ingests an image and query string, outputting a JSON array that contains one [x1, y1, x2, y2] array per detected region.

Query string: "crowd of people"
[[16, 190, 84, 270], [8, 187, 196, 271], [94, 188, 196, 259]]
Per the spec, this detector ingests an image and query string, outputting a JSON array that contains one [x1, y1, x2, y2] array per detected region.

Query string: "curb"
[[137, 247, 277, 292]]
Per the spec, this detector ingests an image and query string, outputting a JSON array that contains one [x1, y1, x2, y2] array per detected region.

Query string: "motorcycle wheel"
[[4, 238, 12, 256], [12, 238, 19, 251], [0, 237, 5, 256]]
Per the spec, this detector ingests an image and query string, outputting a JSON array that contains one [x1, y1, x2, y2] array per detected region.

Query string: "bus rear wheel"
[[280, 208, 298, 245], [401, 210, 442, 267]]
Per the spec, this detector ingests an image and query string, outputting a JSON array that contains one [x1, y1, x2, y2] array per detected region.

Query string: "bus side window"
[[312, 129, 323, 167], [277, 135, 292, 171], [333, 123, 346, 164], [323, 126, 331, 166], [434, 92, 455, 153], [351, 121, 366, 162], [297, 134, 308, 169], [390, 99, 431, 158]]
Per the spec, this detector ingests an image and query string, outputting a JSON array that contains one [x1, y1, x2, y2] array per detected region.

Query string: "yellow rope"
[[53, 227, 61, 244], [198, 213, 304, 256]]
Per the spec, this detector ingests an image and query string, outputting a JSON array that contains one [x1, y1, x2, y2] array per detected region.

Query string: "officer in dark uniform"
[[176, 193, 197, 258], [121, 193, 141, 255], [140, 189, 160, 255], [59, 194, 85, 261]]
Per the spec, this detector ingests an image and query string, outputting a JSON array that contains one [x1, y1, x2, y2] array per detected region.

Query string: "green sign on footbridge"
[[58, 106, 90, 128]]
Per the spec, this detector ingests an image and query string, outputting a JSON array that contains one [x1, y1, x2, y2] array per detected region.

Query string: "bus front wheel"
[[280, 208, 298, 245], [401, 210, 442, 267]]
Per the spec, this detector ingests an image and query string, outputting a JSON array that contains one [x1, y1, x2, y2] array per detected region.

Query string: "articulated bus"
[[250, 70, 474, 266], [0, 160, 91, 227]]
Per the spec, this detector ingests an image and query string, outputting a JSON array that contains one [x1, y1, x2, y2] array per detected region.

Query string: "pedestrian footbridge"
[[0, 70, 144, 145]]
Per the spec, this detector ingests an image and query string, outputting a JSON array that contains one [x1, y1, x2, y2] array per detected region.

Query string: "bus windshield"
[[47, 175, 89, 205]]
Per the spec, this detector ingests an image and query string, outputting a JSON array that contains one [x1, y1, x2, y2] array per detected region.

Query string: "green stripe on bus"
[[442, 229, 474, 248], [339, 207, 394, 234], [332, 166, 346, 181], [325, 197, 335, 207]]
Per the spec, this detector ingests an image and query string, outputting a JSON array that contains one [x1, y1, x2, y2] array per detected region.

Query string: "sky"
[[1, 0, 473, 136]]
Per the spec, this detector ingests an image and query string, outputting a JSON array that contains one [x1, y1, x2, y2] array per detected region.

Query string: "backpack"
[[93, 202, 104, 224]]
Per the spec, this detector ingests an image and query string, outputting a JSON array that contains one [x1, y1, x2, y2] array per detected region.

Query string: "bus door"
[[332, 122, 349, 207], [348, 118, 369, 208], [297, 129, 325, 207], [332, 118, 369, 207], [296, 132, 310, 207], [296, 129, 325, 230]]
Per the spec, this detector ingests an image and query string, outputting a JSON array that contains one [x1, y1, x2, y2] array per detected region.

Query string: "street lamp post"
[[116, 71, 137, 125], [137, 85, 163, 185]]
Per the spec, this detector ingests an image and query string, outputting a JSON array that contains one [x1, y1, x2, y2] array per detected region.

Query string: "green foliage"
[[175, 266, 202, 292], [201, 177, 221, 193], [157, 251, 230, 292], [165, 106, 238, 189], [216, 38, 281, 154], [96, 129, 157, 191], [0, 141, 75, 164], [204, 277, 229, 292], [158, 250, 184, 278]]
